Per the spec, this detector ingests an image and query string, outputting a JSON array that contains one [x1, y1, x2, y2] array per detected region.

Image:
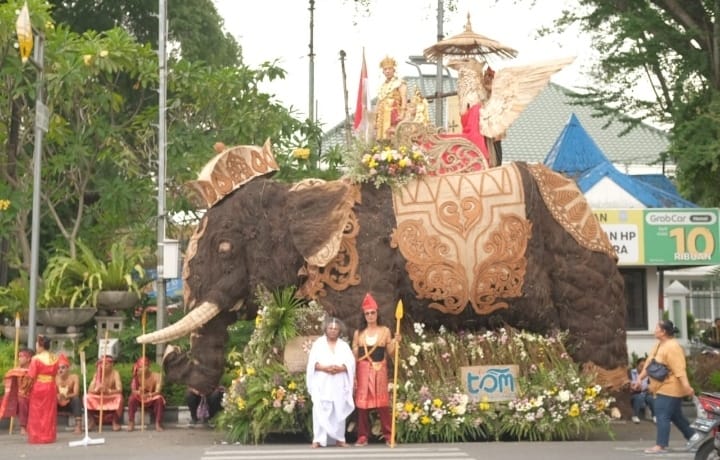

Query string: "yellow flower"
[[288, 381, 297, 390], [568, 403, 580, 417], [0, 199, 10, 211], [432, 398, 443, 408], [246, 367, 255, 376], [83, 54, 93, 66], [293, 147, 310, 160], [420, 415, 431, 425], [99, 50, 109, 57], [404, 402, 414, 412], [255, 315, 263, 327], [585, 386, 598, 398], [478, 401, 491, 411], [398, 158, 408, 168], [368, 159, 378, 169], [595, 400, 607, 411], [236, 397, 246, 410]]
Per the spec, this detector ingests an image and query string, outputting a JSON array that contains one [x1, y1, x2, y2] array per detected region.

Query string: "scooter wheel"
[[694, 439, 720, 460]]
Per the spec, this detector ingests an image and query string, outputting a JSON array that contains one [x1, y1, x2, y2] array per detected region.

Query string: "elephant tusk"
[[136, 302, 221, 344]]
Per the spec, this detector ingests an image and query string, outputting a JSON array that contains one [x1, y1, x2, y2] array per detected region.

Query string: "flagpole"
[[390, 299, 403, 448]]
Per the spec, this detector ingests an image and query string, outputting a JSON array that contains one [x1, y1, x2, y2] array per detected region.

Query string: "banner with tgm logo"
[[461, 365, 519, 402]]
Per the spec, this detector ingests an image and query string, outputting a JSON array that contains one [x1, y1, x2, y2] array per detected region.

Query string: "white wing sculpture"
[[448, 56, 575, 140]]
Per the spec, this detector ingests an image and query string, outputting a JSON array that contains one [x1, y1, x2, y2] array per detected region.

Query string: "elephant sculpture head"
[[138, 141, 629, 394]]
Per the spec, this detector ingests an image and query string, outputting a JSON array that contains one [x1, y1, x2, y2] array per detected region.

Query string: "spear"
[[8, 312, 20, 434], [140, 310, 147, 432], [389, 299, 403, 448]]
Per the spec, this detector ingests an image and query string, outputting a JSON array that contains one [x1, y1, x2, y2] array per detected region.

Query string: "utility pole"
[[16, 2, 47, 349], [156, 0, 168, 361], [435, 0, 444, 128], [308, 0, 315, 122], [339, 50, 351, 149]]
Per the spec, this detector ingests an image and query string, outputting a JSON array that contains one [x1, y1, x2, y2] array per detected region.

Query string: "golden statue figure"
[[375, 56, 407, 141]]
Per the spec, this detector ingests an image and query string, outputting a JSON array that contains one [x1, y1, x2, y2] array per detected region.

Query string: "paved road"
[[0, 420, 699, 460]]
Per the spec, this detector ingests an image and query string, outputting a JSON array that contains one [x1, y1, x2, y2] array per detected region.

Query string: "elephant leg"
[[162, 310, 236, 394]]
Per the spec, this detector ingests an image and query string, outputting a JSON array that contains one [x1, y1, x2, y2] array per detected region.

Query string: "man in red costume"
[[351, 293, 400, 446], [85, 355, 124, 431], [127, 356, 166, 431], [27, 336, 60, 444], [0, 348, 34, 435]]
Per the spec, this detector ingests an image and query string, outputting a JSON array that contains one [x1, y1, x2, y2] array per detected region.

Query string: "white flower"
[[407, 356, 418, 367], [557, 390, 571, 402]]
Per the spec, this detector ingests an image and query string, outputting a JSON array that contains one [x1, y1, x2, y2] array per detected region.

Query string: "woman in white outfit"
[[306, 317, 356, 448]]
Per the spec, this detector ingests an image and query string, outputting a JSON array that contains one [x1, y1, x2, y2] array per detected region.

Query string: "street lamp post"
[[16, 2, 49, 349]]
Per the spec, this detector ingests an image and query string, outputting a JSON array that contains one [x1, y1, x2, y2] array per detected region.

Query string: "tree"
[[47, 0, 241, 67], [0, 0, 314, 286], [541, 0, 720, 206]]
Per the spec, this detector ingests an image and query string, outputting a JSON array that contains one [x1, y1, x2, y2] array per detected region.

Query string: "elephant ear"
[[287, 179, 355, 267]]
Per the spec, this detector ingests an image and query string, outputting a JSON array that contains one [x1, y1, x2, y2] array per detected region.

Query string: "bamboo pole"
[[8, 312, 20, 434], [389, 299, 403, 448], [140, 310, 147, 432], [98, 329, 109, 433]]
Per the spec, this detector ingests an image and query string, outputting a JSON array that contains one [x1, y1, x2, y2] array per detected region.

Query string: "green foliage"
[[40, 240, 147, 308], [0, 273, 30, 321], [0, 338, 18, 394], [48, 0, 241, 67]]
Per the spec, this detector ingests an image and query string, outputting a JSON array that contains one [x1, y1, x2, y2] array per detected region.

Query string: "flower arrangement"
[[217, 289, 615, 444], [348, 141, 429, 188], [217, 286, 325, 443]]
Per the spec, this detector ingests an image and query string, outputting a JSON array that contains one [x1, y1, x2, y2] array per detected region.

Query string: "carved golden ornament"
[[526, 164, 615, 258], [182, 216, 209, 311], [186, 139, 279, 208], [423, 133, 490, 175], [391, 165, 529, 315], [297, 185, 362, 300]]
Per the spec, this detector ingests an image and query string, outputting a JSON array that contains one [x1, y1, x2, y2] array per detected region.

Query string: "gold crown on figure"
[[380, 56, 397, 69], [185, 139, 279, 209]]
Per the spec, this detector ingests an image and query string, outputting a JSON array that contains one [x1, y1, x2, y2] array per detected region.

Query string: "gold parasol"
[[423, 13, 518, 62]]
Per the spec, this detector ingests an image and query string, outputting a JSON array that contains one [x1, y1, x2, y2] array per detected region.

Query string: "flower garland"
[[349, 141, 429, 188], [217, 292, 615, 444]]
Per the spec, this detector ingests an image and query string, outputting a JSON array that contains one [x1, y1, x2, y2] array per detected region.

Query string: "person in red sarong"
[[0, 348, 34, 435], [27, 335, 60, 444], [351, 293, 400, 447], [127, 356, 166, 431], [85, 355, 123, 431]]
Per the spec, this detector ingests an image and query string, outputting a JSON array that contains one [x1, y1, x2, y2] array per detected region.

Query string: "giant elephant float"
[[137, 141, 629, 394]]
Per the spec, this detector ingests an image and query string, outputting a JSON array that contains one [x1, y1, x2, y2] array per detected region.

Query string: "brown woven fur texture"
[[169, 164, 628, 392]]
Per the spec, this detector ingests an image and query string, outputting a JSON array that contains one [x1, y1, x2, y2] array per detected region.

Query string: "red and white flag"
[[353, 49, 369, 136]]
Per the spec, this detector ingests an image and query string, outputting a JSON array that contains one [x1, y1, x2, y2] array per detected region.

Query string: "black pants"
[[186, 389, 223, 422]]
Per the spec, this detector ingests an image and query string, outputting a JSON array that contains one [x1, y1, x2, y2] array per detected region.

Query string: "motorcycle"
[[692, 392, 720, 460]]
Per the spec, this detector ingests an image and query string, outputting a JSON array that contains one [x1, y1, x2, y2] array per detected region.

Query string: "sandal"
[[336, 441, 349, 447], [354, 437, 368, 447]]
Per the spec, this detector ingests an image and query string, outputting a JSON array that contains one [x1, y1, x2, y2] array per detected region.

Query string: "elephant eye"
[[218, 240, 233, 254]]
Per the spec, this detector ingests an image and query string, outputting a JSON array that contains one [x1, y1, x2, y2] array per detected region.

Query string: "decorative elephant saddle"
[[391, 163, 530, 315]]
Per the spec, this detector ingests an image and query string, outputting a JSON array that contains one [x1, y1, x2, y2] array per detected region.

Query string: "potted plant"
[[91, 240, 148, 311]]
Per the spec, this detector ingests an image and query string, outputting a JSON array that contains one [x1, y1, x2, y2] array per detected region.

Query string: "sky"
[[213, 0, 593, 127]]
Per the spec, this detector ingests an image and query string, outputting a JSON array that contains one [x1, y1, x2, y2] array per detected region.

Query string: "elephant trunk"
[[136, 301, 221, 344]]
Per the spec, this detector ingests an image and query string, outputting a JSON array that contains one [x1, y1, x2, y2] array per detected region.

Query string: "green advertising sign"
[[593, 208, 720, 266]]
